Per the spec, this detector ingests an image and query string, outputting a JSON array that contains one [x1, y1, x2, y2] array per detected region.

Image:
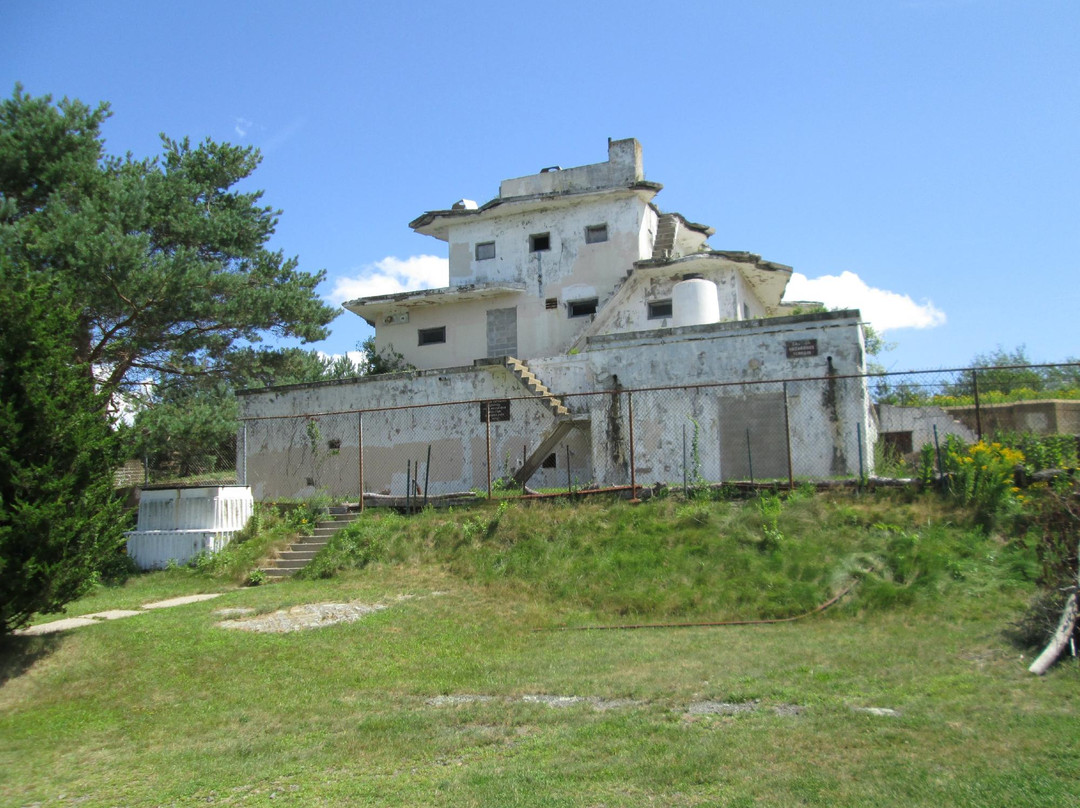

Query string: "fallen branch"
[[1029, 587, 1079, 675]]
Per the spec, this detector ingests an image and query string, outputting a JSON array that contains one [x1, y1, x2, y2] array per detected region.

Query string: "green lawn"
[[2, 493, 1078, 806]]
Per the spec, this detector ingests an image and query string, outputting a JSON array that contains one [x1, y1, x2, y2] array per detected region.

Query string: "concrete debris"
[[217, 602, 386, 633]]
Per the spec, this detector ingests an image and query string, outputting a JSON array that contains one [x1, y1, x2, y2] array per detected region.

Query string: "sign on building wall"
[[785, 339, 818, 359], [479, 400, 511, 423]]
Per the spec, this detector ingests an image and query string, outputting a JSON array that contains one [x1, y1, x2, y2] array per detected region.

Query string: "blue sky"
[[3, 0, 1077, 372]]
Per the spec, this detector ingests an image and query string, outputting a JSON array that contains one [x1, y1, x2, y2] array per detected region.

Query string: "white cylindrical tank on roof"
[[672, 278, 720, 328]]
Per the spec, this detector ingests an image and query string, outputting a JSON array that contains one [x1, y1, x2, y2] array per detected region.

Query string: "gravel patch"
[[771, 703, 806, 716], [852, 706, 902, 717], [217, 602, 386, 633], [686, 700, 760, 716], [426, 695, 494, 706], [212, 607, 256, 619]]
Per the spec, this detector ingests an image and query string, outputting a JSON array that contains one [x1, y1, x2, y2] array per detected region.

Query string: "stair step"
[[261, 567, 295, 578]]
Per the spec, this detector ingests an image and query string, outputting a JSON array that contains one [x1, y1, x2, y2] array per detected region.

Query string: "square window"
[[545, 297, 558, 310], [418, 326, 446, 346], [541, 452, 557, 469], [475, 241, 495, 260], [585, 224, 608, 244], [530, 233, 550, 252], [647, 299, 673, 320], [568, 298, 598, 318]]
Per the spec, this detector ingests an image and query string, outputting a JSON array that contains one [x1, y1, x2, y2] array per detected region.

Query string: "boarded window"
[[418, 326, 446, 346], [530, 233, 550, 252], [475, 241, 495, 260], [585, 224, 608, 244], [718, 393, 789, 481], [647, 299, 673, 320], [568, 298, 598, 318]]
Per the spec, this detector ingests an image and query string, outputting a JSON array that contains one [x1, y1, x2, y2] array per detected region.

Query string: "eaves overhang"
[[343, 282, 526, 327], [409, 181, 663, 241], [633, 251, 793, 312]]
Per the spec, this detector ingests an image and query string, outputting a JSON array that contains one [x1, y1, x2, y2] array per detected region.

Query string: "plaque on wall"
[[479, 399, 511, 423], [785, 339, 818, 359]]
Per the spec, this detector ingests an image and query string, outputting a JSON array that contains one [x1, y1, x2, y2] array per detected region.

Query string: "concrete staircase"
[[260, 511, 359, 580], [499, 357, 590, 487], [652, 213, 679, 260], [504, 357, 570, 418]]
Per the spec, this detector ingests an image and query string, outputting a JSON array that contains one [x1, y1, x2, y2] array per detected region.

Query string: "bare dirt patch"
[[217, 602, 386, 633]]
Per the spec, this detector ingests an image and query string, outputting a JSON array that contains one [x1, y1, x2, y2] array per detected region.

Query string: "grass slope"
[[2, 492, 1077, 807]]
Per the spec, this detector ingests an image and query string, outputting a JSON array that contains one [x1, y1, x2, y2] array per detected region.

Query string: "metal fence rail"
[[233, 363, 1079, 504]]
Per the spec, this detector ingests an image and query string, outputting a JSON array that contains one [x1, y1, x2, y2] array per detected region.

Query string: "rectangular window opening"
[[418, 326, 446, 346], [568, 298, 598, 318], [647, 299, 673, 320], [585, 224, 608, 244], [475, 241, 495, 260], [545, 297, 558, 310], [541, 452, 557, 469], [529, 233, 550, 252]]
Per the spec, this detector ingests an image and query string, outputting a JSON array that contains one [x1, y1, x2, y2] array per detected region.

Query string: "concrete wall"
[[498, 137, 643, 198], [238, 364, 574, 501], [384, 191, 655, 370], [240, 310, 874, 501], [876, 404, 977, 454], [944, 400, 1080, 437]]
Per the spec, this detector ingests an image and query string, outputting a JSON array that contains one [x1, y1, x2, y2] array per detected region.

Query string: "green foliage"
[[0, 86, 338, 400], [939, 436, 1024, 528], [305, 493, 1035, 622], [0, 267, 128, 633], [296, 515, 393, 580], [1007, 479, 1080, 650], [359, 335, 414, 375]]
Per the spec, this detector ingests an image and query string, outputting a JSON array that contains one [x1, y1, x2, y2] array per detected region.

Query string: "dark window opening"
[[541, 452, 557, 469], [530, 233, 550, 252], [585, 224, 608, 244], [418, 326, 446, 346], [880, 431, 914, 456], [475, 241, 495, 260], [647, 299, 673, 320], [326, 439, 342, 451], [568, 298, 598, 318], [545, 297, 558, 310]]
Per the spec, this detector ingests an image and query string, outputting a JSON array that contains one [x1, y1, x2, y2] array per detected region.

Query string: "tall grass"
[[294, 491, 1038, 624]]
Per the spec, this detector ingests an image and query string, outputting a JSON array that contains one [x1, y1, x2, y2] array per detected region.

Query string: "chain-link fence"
[[121, 435, 238, 488], [237, 363, 1079, 503]]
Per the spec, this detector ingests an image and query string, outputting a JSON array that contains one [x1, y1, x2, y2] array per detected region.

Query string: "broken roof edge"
[[633, 250, 793, 274], [235, 359, 504, 401], [647, 202, 715, 237], [584, 308, 864, 350], [343, 282, 526, 324], [409, 182, 663, 238]]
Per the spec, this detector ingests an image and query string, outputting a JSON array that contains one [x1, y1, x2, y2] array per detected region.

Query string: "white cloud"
[[783, 271, 946, 333], [234, 117, 252, 138], [329, 255, 449, 303]]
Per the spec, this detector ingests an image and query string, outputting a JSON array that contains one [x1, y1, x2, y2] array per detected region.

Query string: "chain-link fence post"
[[485, 402, 492, 499], [357, 411, 365, 513], [972, 369, 983, 441], [783, 381, 794, 490], [627, 390, 638, 501]]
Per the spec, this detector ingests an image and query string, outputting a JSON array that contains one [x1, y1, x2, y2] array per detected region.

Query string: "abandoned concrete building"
[[238, 138, 875, 500]]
